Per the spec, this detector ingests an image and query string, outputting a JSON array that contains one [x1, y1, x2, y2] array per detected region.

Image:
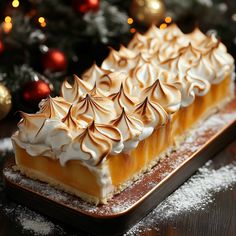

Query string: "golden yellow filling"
[[14, 75, 232, 203]]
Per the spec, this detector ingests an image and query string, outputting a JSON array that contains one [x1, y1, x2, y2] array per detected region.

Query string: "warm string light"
[[5, 16, 11, 23], [2, 16, 12, 33], [38, 17, 46, 28], [12, 0, 20, 8], [159, 16, 172, 30], [165, 16, 172, 24], [160, 23, 167, 29], [127, 17, 134, 25], [127, 17, 136, 34], [128, 15, 172, 33]]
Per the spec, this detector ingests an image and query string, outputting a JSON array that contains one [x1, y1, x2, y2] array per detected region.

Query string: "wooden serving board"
[[3, 98, 236, 236]]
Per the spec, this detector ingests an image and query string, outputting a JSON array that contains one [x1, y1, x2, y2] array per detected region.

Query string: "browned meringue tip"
[[109, 82, 133, 101], [160, 54, 178, 65], [168, 23, 178, 28], [149, 23, 158, 28], [119, 44, 125, 50], [191, 26, 204, 34], [212, 39, 221, 47], [144, 24, 159, 34], [19, 111, 46, 119], [90, 82, 104, 97], [178, 42, 199, 55], [41, 95, 53, 104], [138, 96, 149, 106], [60, 78, 75, 93], [18, 111, 47, 129], [107, 46, 116, 52], [127, 32, 142, 46], [85, 63, 105, 72], [146, 77, 159, 89], [91, 61, 97, 66], [17, 111, 27, 125], [91, 81, 97, 89], [60, 81, 68, 97], [136, 52, 151, 62], [203, 39, 221, 55], [84, 93, 90, 100], [119, 82, 124, 91], [61, 104, 73, 122], [85, 119, 96, 132], [73, 74, 81, 81], [90, 119, 96, 127], [18, 111, 28, 119]]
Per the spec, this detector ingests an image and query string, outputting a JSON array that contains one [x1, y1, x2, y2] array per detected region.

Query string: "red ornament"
[[73, 0, 100, 14], [42, 49, 67, 72], [23, 80, 51, 104], [0, 40, 4, 54]]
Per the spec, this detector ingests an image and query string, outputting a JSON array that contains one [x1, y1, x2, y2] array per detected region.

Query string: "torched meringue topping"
[[111, 108, 143, 152], [16, 112, 72, 158], [142, 78, 181, 113], [71, 94, 116, 123], [134, 97, 168, 127], [61, 75, 92, 102], [59, 121, 123, 166], [38, 96, 71, 119], [109, 83, 136, 113], [82, 64, 111, 85], [15, 24, 234, 167], [96, 72, 125, 96]]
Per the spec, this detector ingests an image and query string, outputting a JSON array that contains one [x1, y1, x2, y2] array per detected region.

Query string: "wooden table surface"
[[0, 117, 236, 236]]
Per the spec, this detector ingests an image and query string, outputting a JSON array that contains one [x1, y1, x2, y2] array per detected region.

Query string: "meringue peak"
[[72, 93, 115, 123], [19, 112, 46, 130], [61, 75, 92, 103], [111, 108, 143, 143], [62, 105, 87, 131], [109, 83, 135, 112], [134, 96, 169, 127], [18, 112, 47, 140], [72, 120, 123, 165], [143, 79, 181, 114], [38, 96, 71, 119], [144, 24, 161, 38], [14, 23, 234, 167], [82, 63, 111, 85]]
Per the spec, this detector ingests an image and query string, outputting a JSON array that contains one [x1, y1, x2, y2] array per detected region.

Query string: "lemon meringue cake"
[[12, 24, 234, 204]]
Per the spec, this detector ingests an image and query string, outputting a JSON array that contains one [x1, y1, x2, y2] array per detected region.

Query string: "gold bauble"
[[130, 0, 165, 26], [0, 83, 12, 120]]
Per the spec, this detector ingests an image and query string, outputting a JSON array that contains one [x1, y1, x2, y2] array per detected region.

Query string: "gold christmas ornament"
[[130, 0, 165, 26], [0, 83, 12, 120]]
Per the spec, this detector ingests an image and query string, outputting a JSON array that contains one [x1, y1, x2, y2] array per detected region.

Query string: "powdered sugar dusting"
[[1, 204, 65, 236], [16, 207, 55, 235], [125, 161, 236, 235], [157, 162, 236, 216], [2, 154, 236, 236]]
